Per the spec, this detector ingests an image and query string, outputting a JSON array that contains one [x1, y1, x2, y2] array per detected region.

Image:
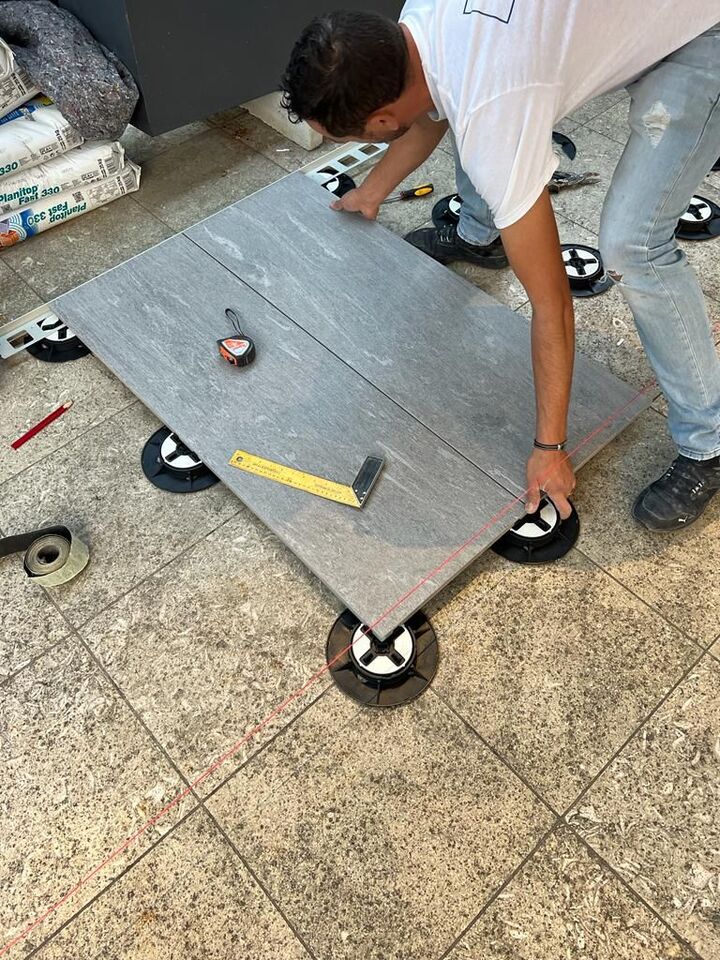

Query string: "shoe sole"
[[422, 253, 509, 270]]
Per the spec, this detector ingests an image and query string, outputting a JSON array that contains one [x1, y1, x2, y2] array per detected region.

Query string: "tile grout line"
[[435, 820, 564, 960], [18, 607, 335, 956], [10, 194, 174, 307], [200, 807, 321, 960], [24, 802, 200, 959], [49, 501, 245, 634], [558, 643, 709, 822], [575, 541, 719, 652], [0, 396, 140, 494], [566, 829, 708, 960], [428, 687, 561, 818], [198, 683, 344, 810]]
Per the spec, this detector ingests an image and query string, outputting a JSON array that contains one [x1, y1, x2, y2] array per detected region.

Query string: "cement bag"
[[0, 101, 82, 180], [0, 93, 52, 126], [0, 161, 140, 248], [0, 141, 125, 214], [0, 38, 40, 119]]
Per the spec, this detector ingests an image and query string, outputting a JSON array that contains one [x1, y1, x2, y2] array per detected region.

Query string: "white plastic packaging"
[[0, 101, 83, 180], [0, 162, 141, 248], [0, 141, 125, 214], [0, 39, 40, 120]]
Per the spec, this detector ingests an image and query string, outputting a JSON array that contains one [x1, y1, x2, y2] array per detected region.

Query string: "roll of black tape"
[[0, 525, 89, 586]]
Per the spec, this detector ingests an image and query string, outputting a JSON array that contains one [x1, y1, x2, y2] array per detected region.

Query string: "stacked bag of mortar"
[[0, 37, 141, 249]]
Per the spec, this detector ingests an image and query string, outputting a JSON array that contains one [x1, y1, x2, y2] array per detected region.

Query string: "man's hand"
[[330, 187, 381, 220], [526, 448, 576, 519]]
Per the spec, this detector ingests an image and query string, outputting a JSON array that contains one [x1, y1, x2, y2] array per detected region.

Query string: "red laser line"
[[11, 402, 73, 451], [3, 324, 717, 957]]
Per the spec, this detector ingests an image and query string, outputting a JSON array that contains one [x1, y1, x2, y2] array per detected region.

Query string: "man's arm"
[[499, 189, 577, 518], [332, 115, 448, 219]]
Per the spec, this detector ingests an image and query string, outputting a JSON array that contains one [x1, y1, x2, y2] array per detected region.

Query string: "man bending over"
[[281, 2, 720, 532]]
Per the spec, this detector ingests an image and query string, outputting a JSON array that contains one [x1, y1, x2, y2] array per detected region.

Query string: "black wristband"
[[534, 438, 567, 451]]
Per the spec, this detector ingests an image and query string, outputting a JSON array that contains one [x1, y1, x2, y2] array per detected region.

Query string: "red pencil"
[[12, 401, 73, 450]]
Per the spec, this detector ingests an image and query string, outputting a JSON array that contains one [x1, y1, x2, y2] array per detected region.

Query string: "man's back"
[[401, 0, 720, 226]]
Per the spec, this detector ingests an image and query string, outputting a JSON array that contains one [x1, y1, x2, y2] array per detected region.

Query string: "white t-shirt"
[[400, 1, 720, 228]]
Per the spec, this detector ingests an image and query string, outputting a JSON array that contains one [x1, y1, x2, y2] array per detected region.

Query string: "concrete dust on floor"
[[1, 95, 719, 960]]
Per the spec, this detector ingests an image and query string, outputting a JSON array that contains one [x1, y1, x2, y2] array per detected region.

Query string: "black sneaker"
[[632, 454, 720, 532], [404, 223, 508, 268]]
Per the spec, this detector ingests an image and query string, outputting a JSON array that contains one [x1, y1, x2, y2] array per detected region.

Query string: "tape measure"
[[229, 450, 384, 508], [218, 307, 256, 367]]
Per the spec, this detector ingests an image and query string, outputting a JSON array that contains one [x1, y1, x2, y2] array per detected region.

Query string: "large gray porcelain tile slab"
[[51, 234, 525, 638], [0, 555, 72, 683], [431, 549, 699, 811], [0, 638, 192, 955], [80, 512, 337, 795], [446, 827, 696, 960], [132, 127, 286, 231], [209, 689, 553, 960], [2, 196, 171, 301], [574, 410, 720, 647], [0, 403, 240, 628], [35, 809, 309, 960], [188, 173, 650, 496], [0, 352, 135, 485], [0, 260, 41, 320], [568, 658, 720, 958]]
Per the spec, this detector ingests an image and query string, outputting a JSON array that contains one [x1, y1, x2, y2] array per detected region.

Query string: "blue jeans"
[[454, 23, 720, 460]]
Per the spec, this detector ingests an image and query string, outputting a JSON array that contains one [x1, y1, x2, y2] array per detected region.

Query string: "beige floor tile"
[[0, 557, 71, 683], [209, 105, 336, 174], [120, 120, 213, 165], [209, 689, 553, 960], [2, 196, 171, 301], [133, 128, 286, 231], [80, 511, 338, 794], [34, 809, 308, 960], [568, 658, 720, 958], [0, 261, 41, 321], [0, 352, 135, 485], [550, 128, 625, 235], [575, 410, 720, 646], [446, 827, 695, 960], [0, 403, 239, 628], [0, 638, 193, 955], [585, 98, 631, 146], [571, 283, 656, 391], [431, 549, 698, 811], [567, 90, 629, 127]]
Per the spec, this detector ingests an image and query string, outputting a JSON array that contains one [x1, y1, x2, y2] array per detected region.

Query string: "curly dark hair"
[[280, 11, 409, 138]]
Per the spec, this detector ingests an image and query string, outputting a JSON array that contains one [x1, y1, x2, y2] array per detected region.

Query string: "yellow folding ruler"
[[229, 450, 384, 509]]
